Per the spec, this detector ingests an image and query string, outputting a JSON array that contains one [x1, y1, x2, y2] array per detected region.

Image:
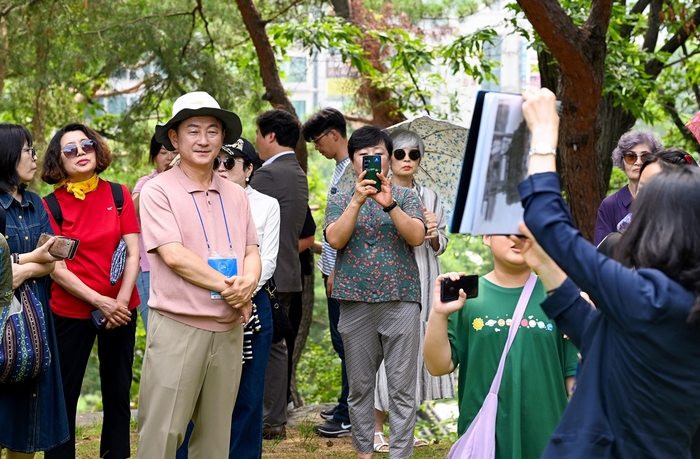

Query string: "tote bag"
[[0, 282, 52, 383], [447, 274, 538, 459]]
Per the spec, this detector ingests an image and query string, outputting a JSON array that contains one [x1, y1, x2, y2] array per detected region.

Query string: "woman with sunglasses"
[[40, 123, 140, 459], [0, 123, 69, 458], [131, 135, 177, 331], [369, 129, 452, 451], [593, 130, 661, 245]]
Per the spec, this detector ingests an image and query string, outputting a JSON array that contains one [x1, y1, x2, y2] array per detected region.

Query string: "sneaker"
[[320, 405, 338, 421], [315, 419, 352, 438]]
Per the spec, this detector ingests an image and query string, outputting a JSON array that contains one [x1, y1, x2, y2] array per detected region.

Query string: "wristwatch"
[[528, 142, 557, 157], [382, 198, 398, 213]]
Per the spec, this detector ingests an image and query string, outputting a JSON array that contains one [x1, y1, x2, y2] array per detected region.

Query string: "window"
[[292, 100, 306, 119], [482, 37, 502, 92], [285, 57, 307, 83]]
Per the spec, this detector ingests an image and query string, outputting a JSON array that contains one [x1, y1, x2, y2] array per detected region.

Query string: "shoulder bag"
[[447, 273, 538, 459]]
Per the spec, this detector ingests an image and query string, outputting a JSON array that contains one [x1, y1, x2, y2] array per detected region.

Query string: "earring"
[[246, 177, 250, 183]]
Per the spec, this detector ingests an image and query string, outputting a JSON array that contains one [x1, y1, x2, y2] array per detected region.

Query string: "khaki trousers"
[[136, 311, 243, 459]]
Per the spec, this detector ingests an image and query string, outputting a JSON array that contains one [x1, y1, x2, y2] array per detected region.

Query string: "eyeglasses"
[[61, 139, 96, 158], [213, 156, 239, 171], [312, 131, 330, 145], [22, 147, 37, 161], [623, 151, 649, 165], [393, 149, 421, 161]]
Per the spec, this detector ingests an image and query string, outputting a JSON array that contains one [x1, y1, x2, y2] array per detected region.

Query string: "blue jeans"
[[176, 289, 273, 459], [135, 269, 150, 331], [325, 275, 350, 424]]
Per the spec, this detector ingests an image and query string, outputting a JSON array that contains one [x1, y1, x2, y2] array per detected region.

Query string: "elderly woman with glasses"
[[0, 123, 69, 458], [593, 130, 661, 245], [40, 123, 140, 459], [371, 128, 453, 452]]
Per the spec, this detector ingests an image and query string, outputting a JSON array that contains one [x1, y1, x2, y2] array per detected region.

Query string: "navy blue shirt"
[[520, 172, 700, 459], [0, 189, 54, 305]]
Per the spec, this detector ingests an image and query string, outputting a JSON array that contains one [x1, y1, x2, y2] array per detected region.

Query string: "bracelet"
[[382, 198, 398, 213], [11, 253, 19, 264], [546, 287, 558, 296]]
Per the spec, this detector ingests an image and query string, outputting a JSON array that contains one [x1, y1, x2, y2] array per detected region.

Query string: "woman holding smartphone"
[[325, 125, 426, 459], [0, 123, 69, 458], [371, 129, 452, 451], [41, 123, 140, 459]]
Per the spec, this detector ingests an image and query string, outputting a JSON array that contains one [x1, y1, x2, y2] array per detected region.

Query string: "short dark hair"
[[149, 134, 163, 164], [347, 125, 393, 161], [618, 167, 700, 328], [302, 108, 347, 141], [256, 109, 300, 150], [41, 123, 113, 185], [0, 123, 33, 194], [639, 148, 698, 176]]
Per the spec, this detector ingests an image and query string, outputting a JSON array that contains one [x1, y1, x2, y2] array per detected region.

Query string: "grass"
[[9, 422, 454, 458]]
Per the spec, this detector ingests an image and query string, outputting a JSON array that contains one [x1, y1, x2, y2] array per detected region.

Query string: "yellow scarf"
[[54, 174, 99, 200]]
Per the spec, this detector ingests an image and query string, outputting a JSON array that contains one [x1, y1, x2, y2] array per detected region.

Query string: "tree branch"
[[641, 0, 661, 53], [1, 0, 39, 17], [645, 6, 700, 78], [516, 0, 584, 68], [83, 10, 193, 35], [584, 0, 615, 40], [262, 0, 307, 26], [619, 0, 652, 38], [659, 94, 700, 148], [343, 114, 373, 124]]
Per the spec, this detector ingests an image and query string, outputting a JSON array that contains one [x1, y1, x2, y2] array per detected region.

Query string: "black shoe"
[[315, 419, 352, 438], [320, 405, 338, 421], [263, 424, 286, 440]]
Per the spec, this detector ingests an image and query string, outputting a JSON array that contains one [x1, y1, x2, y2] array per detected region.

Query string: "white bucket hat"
[[155, 91, 242, 150]]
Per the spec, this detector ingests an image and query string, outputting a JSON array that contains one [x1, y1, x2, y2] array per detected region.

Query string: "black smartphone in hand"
[[91, 309, 107, 329], [362, 155, 383, 192], [440, 274, 479, 302]]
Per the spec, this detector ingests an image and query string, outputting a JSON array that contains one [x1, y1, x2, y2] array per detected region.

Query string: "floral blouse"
[[326, 184, 424, 304]]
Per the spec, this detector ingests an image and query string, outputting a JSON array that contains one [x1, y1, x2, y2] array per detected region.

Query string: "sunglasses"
[[61, 139, 96, 158], [393, 149, 421, 161], [623, 151, 649, 165], [213, 156, 238, 171]]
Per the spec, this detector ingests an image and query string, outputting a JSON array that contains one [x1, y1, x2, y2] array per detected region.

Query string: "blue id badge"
[[208, 251, 238, 299]]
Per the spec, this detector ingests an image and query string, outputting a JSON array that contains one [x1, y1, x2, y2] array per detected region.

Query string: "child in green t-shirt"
[[424, 235, 578, 459]]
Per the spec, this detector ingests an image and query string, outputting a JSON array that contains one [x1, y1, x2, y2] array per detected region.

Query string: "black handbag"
[[265, 278, 293, 344]]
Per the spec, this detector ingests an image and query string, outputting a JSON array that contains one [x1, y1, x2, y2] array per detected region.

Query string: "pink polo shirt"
[[140, 165, 258, 332]]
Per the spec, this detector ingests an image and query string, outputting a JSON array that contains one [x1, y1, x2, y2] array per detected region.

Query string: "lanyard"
[[191, 193, 233, 252]]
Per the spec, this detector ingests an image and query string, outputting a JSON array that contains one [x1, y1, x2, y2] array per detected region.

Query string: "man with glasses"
[[252, 108, 309, 439], [136, 91, 261, 459], [302, 107, 353, 437]]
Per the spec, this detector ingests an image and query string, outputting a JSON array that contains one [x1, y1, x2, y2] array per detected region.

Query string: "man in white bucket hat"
[[137, 91, 261, 458]]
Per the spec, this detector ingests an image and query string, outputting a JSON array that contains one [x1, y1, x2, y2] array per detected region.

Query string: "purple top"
[[134, 170, 159, 272], [593, 185, 633, 245]]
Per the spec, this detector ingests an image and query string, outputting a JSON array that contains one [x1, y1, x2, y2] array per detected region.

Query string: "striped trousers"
[[338, 300, 420, 459]]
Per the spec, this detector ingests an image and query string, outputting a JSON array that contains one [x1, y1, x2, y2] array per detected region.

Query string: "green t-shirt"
[[448, 276, 578, 459]]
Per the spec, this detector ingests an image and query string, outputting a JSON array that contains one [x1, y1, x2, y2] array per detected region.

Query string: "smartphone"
[[37, 233, 80, 260], [440, 274, 479, 302], [362, 155, 383, 192], [90, 309, 106, 329]]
